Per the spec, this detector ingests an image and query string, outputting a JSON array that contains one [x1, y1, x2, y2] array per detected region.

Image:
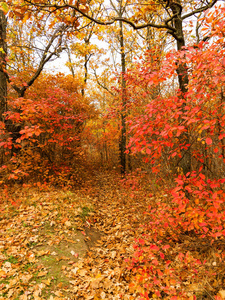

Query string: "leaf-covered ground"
[[1, 172, 225, 300], [0, 187, 100, 299], [0, 173, 141, 300]]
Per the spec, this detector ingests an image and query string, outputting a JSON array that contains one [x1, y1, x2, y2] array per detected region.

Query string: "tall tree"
[[109, 0, 128, 174], [97, 0, 140, 174], [0, 8, 7, 122]]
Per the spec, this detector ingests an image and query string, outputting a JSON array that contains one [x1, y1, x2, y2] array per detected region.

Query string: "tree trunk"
[[0, 9, 7, 122], [169, 1, 191, 176], [118, 18, 127, 175], [81, 53, 88, 97]]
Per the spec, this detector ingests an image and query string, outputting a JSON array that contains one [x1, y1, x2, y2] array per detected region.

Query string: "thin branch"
[[26, 28, 65, 90], [65, 43, 75, 77], [196, 18, 202, 44], [24, 0, 176, 32], [94, 70, 115, 96], [23, 0, 219, 45], [182, 0, 218, 20], [9, 25, 67, 96]]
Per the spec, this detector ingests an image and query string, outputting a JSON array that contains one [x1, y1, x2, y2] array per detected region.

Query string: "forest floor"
[[0, 171, 225, 300], [0, 171, 152, 300]]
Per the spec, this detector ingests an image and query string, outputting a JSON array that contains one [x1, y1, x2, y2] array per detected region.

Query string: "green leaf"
[[0, 47, 5, 54], [0, 2, 9, 13]]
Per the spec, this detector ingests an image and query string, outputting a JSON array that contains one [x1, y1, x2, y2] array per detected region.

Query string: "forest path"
[[0, 172, 153, 300], [0, 187, 103, 299], [1, 173, 223, 299]]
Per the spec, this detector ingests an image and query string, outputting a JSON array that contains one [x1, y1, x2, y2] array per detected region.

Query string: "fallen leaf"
[[20, 274, 33, 284], [8, 278, 18, 288], [42, 278, 52, 286], [103, 278, 112, 290], [19, 294, 28, 300], [111, 251, 117, 259], [57, 282, 63, 288], [54, 291, 64, 296], [65, 238, 77, 244], [65, 221, 72, 227], [60, 256, 70, 260], [0, 269, 6, 277], [79, 269, 87, 276], [218, 290, 225, 299], [3, 261, 12, 269], [36, 250, 49, 257], [37, 270, 48, 277]]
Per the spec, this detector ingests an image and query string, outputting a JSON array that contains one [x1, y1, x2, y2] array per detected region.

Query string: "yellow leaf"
[[54, 291, 64, 297], [96, 273, 102, 279], [218, 290, 225, 299], [0, 269, 6, 277], [22, 14, 29, 23], [42, 278, 51, 286]]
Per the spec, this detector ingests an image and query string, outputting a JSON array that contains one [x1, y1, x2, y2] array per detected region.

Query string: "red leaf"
[[139, 238, 145, 245], [206, 137, 212, 145], [150, 244, 159, 251], [199, 173, 205, 180], [146, 148, 151, 155], [203, 227, 208, 233], [171, 152, 177, 158], [162, 245, 170, 250]]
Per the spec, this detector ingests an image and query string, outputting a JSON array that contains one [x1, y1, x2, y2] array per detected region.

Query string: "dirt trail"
[[0, 173, 149, 299], [0, 189, 103, 299]]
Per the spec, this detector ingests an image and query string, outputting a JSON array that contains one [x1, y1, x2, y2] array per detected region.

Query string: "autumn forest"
[[1, 0, 225, 299]]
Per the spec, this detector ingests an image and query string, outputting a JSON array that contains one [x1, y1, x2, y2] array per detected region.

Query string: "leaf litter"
[[1, 172, 225, 299], [0, 187, 102, 299], [0, 173, 153, 300]]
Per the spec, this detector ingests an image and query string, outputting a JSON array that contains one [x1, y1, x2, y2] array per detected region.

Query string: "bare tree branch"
[[24, 0, 176, 32], [24, 0, 220, 37], [93, 69, 115, 96], [182, 0, 218, 20], [8, 25, 67, 97]]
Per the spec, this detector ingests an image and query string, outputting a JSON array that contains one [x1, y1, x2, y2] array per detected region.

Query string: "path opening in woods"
[[1, 172, 225, 300], [0, 188, 103, 299]]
